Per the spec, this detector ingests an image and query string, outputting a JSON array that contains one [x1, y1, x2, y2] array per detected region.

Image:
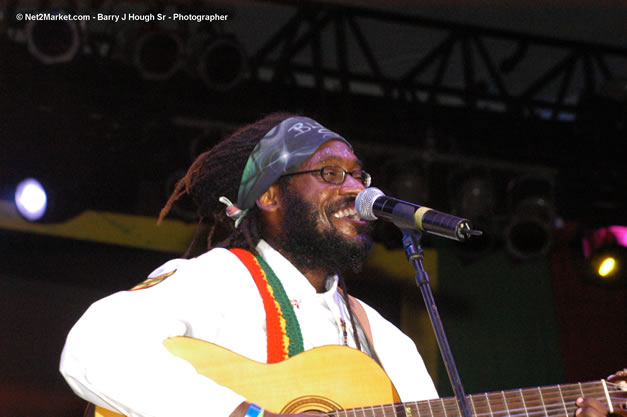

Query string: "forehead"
[[302, 140, 360, 168]]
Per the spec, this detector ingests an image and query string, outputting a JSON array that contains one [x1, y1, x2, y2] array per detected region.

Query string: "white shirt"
[[60, 240, 437, 417]]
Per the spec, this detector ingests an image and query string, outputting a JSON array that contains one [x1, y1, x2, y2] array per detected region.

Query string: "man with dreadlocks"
[[59, 114, 610, 417]]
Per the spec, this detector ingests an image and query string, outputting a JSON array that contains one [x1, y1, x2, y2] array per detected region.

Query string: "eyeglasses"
[[280, 165, 372, 187]]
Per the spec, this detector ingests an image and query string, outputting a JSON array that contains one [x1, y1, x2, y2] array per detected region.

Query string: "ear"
[[256, 184, 281, 213]]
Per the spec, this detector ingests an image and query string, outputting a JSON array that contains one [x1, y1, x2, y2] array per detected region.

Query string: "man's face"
[[276, 140, 373, 274]]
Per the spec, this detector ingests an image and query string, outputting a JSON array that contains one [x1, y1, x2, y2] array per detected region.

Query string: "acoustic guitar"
[[95, 337, 627, 416]]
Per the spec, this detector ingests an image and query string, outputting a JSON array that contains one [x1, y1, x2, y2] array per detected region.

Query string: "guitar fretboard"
[[328, 380, 624, 417]]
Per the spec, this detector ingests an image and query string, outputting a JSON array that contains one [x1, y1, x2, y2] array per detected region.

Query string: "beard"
[[276, 187, 374, 276]]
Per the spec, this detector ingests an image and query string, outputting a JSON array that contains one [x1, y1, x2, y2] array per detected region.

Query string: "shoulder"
[[131, 248, 252, 291], [147, 248, 247, 277], [350, 296, 393, 328]]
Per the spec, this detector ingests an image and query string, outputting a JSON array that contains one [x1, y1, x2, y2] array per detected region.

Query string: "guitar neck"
[[328, 380, 623, 417]]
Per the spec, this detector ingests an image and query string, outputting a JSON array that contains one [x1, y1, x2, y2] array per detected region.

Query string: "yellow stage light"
[[597, 256, 616, 277]]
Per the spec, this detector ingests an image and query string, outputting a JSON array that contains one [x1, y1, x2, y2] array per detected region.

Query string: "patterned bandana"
[[237, 116, 351, 211]]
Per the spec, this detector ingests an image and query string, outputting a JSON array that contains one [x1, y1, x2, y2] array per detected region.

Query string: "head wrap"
[[238, 116, 352, 209], [220, 116, 351, 227]]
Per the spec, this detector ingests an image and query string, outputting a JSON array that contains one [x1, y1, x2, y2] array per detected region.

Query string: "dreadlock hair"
[[159, 112, 298, 256]]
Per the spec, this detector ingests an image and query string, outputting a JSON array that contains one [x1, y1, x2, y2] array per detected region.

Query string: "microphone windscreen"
[[355, 187, 385, 221]]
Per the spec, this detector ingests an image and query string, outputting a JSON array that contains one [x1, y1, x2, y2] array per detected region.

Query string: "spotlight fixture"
[[449, 169, 496, 257], [581, 225, 627, 286], [449, 168, 495, 228], [25, 15, 81, 64], [197, 35, 247, 91], [505, 175, 555, 260], [372, 158, 429, 249], [385, 159, 429, 204], [134, 30, 184, 81], [13, 177, 86, 223], [14, 178, 48, 221]]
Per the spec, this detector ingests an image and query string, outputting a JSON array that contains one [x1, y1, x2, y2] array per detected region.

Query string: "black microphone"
[[355, 187, 482, 241]]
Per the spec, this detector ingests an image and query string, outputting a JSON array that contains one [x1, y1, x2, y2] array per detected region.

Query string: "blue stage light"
[[15, 178, 48, 221]]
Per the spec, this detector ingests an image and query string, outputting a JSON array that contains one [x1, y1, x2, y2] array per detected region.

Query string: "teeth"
[[333, 208, 358, 218]]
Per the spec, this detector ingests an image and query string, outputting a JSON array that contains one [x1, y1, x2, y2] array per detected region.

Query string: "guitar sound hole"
[[281, 395, 343, 414]]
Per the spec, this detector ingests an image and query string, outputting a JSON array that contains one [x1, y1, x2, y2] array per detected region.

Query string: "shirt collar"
[[255, 239, 339, 297]]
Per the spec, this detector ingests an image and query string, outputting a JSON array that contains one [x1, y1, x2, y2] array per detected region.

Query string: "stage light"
[[372, 158, 428, 249], [589, 251, 624, 284], [15, 178, 48, 221], [582, 225, 627, 286], [25, 17, 81, 64], [134, 30, 184, 80], [449, 169, 495, 224], [386, 159, 429, 203], [12, 176, 90, 223], [505, 175, 555, 259], [197, 36, 247, 91], [598, 257, 616, 277], [448, 168, 496, 257]]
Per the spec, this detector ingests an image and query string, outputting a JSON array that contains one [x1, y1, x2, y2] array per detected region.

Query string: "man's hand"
[[576, 397, 609, 417]]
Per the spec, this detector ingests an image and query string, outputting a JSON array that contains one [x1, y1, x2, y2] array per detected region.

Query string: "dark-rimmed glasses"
[[279, 165, 371, 187]]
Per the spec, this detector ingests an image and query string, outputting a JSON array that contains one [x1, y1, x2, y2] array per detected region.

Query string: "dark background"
[[1, 1, 626, 416]]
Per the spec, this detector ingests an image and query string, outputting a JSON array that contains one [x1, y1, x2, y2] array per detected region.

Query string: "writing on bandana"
[[288, 121, 338, 139]]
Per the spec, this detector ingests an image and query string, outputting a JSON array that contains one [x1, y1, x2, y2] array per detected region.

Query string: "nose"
[[340, 172, 366, 196]]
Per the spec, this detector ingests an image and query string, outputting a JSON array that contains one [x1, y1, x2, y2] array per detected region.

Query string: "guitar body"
[[95, 336, 400, 416], [94, 337, 627, 417]]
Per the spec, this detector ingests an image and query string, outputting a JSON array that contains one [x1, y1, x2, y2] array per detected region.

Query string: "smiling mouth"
[[332, 207, 363, 221]]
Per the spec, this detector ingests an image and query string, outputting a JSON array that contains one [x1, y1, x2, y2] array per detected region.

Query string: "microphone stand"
[[401, 229, 472, 417]]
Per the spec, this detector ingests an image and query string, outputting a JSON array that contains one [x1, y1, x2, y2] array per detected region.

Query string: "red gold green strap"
[[229, 248, 304, 363]]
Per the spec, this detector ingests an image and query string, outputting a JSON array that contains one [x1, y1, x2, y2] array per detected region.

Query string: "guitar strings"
[[325, 381, 625, 417], [327, 385, 625, 417]]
